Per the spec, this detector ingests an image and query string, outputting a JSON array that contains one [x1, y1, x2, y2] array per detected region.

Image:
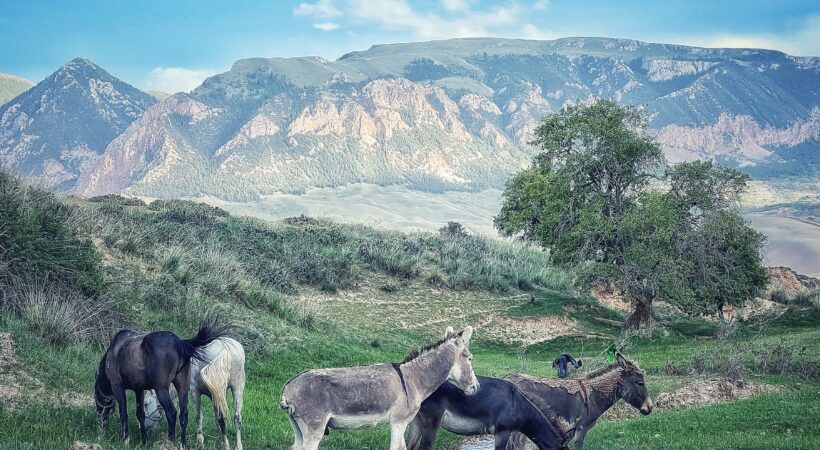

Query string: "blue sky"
[[1, 0, 818, 93]]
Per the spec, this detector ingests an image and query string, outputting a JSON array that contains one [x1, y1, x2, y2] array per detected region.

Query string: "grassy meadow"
[[0, 171, 818, 449]]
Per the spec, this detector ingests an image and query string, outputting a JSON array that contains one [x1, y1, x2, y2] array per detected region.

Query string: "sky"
[[1, 0, 818, 93]]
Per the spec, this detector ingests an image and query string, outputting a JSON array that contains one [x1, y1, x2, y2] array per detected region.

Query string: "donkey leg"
[[112, 383, 129, 444], [494, 430, 512, 450], [155, 387, 178, 444], [231, 382, 245, 450], [135, 389, 148, 446], [417, 413, 442, 450], [405, 416, 422, 450], [287, 415, 304, 450], [390, 421, 410, 450], [193, 389, 204, 448]]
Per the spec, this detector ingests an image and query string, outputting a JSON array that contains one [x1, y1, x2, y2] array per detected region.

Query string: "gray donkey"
[[280, 326, 480, 450]]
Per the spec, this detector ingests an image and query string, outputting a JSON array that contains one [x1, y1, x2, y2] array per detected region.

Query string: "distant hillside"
[[0, 58, 156, 191], [0, 73, 32, 105]]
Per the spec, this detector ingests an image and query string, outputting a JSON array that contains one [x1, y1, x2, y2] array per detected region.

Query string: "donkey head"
[[142, 390, 165, 431], [615, 353, 653, 415], [444, 326, 480, 395], [94, 371, 115, 428]]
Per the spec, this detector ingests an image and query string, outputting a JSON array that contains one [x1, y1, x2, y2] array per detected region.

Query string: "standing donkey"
[[505, 353, 653, 450], [280, 326, 480, 450], [144, 337, 246, 450]]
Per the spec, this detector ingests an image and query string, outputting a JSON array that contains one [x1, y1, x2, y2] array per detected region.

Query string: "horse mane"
[[401, 334, 457, 364]]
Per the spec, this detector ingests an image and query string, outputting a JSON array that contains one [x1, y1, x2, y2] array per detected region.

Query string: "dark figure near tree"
[[94, 320, 231, 448], [552, 354, 582, 378]]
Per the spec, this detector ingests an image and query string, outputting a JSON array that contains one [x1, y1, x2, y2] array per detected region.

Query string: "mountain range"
[[1, 37, 818, 199]]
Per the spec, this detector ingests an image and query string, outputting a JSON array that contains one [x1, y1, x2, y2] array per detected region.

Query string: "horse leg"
[[231, 381, 245, 450], [112, 383, 129, 444], [135, 389, 148, 446], [155, 387, 177, 444], [389, 420, 410, 450], [212, 396, 229, 450], [193, 389, 204, 448], [174, 376, 192, 449]]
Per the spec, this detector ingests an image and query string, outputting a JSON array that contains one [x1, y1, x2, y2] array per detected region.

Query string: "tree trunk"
[[624, 300, 653, 337]]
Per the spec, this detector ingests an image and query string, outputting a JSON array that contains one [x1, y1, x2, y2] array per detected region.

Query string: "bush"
[[9, 282, 117, 346], [88, 194, 146, 207]]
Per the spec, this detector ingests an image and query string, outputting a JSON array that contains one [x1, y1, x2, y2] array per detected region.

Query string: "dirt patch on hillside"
[[603, 378, 782, 420], [766, 266, 806, 295], [481, 315, 579, 346], [0, 332, 92, 410], [592, 283, 632, 312]]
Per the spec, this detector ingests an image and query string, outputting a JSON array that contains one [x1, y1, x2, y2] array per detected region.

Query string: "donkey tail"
[[180, 320, 233, 363], [201, 348, 232, 420]]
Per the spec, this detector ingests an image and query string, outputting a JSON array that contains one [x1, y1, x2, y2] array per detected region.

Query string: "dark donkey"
[[95, 322, 231, 448], [405, 375, 569, 450], [505, 353, 653, 450]]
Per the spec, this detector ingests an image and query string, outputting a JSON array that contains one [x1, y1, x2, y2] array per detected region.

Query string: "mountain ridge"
[[1, 38, 817, 199]]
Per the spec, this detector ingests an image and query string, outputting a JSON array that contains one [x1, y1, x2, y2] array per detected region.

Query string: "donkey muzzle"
[[640, 398, 653, 415], [465, 381, 480, 396]]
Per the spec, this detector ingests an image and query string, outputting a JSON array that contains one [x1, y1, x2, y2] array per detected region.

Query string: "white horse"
[[144, 337, 246, 450]]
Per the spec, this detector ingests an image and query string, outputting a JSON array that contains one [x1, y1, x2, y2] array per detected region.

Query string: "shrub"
[[9, 282, 117, 346]]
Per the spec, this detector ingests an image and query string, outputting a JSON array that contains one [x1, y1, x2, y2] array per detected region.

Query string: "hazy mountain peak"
[[0, 58, 155, 191], [0, 73, 33, 106]]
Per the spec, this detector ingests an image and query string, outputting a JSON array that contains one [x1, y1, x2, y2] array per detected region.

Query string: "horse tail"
[[180, 320, 233, 364], [201, 348, 232, 420]]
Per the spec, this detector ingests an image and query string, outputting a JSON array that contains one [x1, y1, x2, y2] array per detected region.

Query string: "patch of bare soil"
[[72, 442, 102, 450], [481, 315, 579, 346], [766, 266, 806, 295], [603, 378, 782, 420], [592, 283, 631, 312], [304, 278, 580, 345], [718, 298, 788, 322], [0, 332, 92, 410]]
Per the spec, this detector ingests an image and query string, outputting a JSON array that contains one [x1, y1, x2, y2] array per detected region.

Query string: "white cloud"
[[533, 0, 549, 10], [313, 22, 340, 31], [145, 67, 217, 94], [294, 0, 342, 19], [442, 0, 470, 11], [347, 0, 525, 39], [674, 15, 820, 57], [292, 0, 555, 42]]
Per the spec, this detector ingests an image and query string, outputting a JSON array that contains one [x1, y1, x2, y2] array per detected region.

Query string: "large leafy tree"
[[495, 100, 767, 333]]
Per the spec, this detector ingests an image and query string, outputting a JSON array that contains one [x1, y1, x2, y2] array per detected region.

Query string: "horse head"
[[615, 353, 652, 415], [94, 370, 115, 428]]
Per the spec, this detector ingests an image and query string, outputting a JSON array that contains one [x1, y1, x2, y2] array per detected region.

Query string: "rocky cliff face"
[[0, 58, 155, 190], [5, 38, 820, 198]]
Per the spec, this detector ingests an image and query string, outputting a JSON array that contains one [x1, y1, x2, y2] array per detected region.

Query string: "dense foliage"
[[495, 100, 768, 332]]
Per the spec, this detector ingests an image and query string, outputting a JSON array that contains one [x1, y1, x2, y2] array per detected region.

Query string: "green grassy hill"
[[0, 169, 818, 449]]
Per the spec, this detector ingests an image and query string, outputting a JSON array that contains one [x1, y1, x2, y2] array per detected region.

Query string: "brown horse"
[[505, 352, 652, 450], [95, 322, 231, 448]]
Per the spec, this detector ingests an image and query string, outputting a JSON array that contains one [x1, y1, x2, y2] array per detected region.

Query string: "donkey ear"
[[444, 326, 455, 339], [458, 326, 473, 344], [576, 359, 583, 368], [616, 352, 628, 369], [552, 358, 560, 368]]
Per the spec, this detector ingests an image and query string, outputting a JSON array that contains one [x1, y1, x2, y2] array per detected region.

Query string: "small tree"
[[495, 100, 767, 334]]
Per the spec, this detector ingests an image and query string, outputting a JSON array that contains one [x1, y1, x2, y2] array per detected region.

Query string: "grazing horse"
[[505, 353, 653, 450], [405, 375, 569, 450], [552, 354, 582, 379], [280, 326, 480, 450], [94, 322, 231, 448], [144, 337, 246, 450]]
